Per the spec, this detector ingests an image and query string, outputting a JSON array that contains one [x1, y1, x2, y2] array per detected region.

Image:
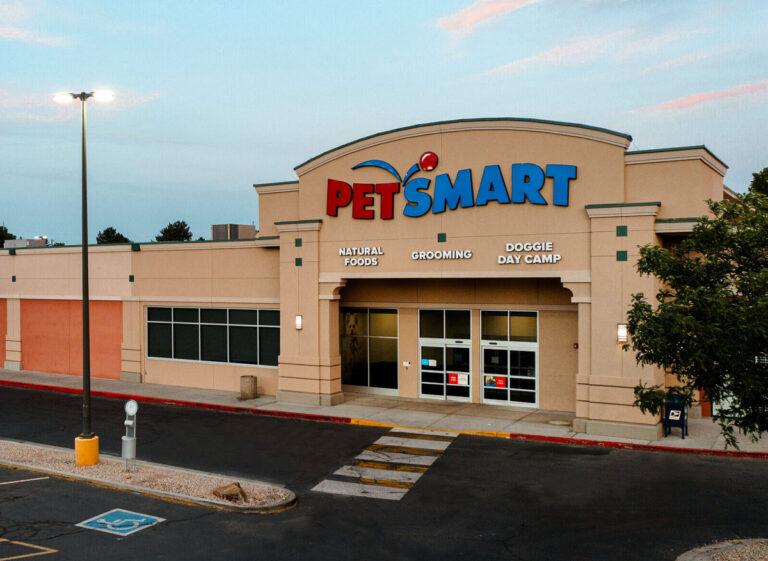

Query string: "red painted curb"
[[0, 379, 353, 425], [2, 379, 766, 460], [507, 432, 768, 460]]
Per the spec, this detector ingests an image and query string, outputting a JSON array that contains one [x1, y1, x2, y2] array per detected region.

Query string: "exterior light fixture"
[[295, 315, 303, 330], [54, 89, 115, 467], [617, 323, 628, 343]]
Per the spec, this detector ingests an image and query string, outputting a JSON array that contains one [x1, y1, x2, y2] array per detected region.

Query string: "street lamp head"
[[53, 92, 75, 104], [92, 90, 115, 103]]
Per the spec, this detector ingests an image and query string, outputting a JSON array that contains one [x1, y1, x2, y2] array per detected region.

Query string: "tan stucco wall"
[[625, 159, 723, 219]]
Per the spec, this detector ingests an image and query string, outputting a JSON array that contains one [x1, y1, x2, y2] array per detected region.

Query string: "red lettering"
[[375, 182, 400, 220], [352, 183, 375, 219], [326, 179, 352, 216]]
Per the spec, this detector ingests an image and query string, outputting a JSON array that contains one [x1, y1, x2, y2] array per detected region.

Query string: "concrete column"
[[275, 221, 345, 406], [563, 282, 591, 427], [578, 203, 664, 440], [4, 298, 21, 370], [120, 300, 142, 383]]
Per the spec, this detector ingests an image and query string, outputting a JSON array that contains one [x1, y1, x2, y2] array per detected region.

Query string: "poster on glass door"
[[448, 373, 469, 386]]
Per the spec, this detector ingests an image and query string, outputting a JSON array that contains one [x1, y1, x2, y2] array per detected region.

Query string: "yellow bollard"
[[74, 435, 99, 466]]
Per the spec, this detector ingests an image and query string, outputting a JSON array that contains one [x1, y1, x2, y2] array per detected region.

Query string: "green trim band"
[[274, 219, 323, 225], [626, 145, 728, 169], [295, 117, 632, 170], [252, 180, 299, 188], [655, 217, 701, 223], [585, 201, 661, 209]]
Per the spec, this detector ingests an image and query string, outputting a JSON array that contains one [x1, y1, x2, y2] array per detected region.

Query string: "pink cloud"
[[0, 25, 65, 45], [436, 0, 539, 35], [484, 31, 627, 76], [0, 0, 67, 45], [641, 80, 768, 112]]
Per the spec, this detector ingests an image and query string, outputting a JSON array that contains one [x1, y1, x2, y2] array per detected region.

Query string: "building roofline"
[[625, 145, 728, 170], [294, 117, 633, 173]]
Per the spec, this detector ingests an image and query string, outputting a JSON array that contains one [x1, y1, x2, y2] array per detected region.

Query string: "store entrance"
[[418, 309, 472, 401]]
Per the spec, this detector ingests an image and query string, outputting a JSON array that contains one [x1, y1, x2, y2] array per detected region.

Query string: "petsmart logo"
[[326, 151, 577, 219]]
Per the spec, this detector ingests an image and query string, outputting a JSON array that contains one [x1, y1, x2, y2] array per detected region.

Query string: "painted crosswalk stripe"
[[313, 427, 459, 500], [355, 449, 438, 466], [374, 436, 452, 451], [353, 460, 428, 473], [311, 479, 408, 501], [335, 465, 424, 484]]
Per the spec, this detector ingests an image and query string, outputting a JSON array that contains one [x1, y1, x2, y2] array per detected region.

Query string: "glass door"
[[419, 309, 471, 401], [481, 311, 538, 407]]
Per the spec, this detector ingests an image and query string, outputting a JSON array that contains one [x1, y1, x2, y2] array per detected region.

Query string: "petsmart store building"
[[0, 118, 732, 440]]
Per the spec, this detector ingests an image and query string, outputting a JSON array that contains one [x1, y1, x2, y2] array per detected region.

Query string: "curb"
[[0, 443, 297, 514], [2, 379, 767, 461]]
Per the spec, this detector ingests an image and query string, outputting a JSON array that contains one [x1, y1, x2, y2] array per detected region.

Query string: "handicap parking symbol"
[[76, 508, 165, 536]]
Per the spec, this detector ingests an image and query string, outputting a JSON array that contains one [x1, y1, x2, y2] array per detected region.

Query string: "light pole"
[[53, 90, 114, 467]]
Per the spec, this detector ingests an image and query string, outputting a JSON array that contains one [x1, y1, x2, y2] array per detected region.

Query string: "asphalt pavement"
[[0, 386, 766, 561]]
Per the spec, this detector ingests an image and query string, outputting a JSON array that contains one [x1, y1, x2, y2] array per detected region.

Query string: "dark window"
[[201, 309, 227, 324], [201, 325, 227, 362], [260, 310, 280, 327], [229, 326, 259, 364], [147, 307, 279, 367], [148, 307, 171, 322], [173, 324, 199, 360], [148, 323, 172, 358], [229, 309, 259, 325], [445, 310, 471, 340], [259, 326, 279, 366], [340, 308, 398, 389], [481, 311, 507, 341], [419, 310, 443, 339], [173, 308, 199, 323]]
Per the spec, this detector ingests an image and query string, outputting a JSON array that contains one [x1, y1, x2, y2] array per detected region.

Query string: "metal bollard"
[[122, 400, 138, 471]]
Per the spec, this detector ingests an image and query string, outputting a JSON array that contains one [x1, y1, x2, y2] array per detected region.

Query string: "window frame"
[[340, 307, 399, 393], [146, 306, 279, 369]]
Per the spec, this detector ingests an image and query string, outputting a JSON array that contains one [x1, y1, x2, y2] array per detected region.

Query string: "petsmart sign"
[[326, 151, 576, 219]]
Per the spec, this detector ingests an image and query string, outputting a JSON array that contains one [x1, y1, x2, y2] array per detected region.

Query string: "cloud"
[[641, 50, 715, 75], [639, 79, 768, 113], [0, 0, 67, 46], [484, 30, 627, 76], [436, 0, 540, 35], [0, 89, 161, 123], [619, 28, 705, 59]]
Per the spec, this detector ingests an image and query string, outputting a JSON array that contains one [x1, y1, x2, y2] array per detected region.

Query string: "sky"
[[1, 0, 766, 243]]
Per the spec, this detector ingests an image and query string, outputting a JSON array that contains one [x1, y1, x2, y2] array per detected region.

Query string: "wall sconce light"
[[295, 315, 303, 330], [617, 323, 628, 344]]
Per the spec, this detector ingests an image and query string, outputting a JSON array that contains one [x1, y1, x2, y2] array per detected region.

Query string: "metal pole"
[[80, 93, 93, 438]]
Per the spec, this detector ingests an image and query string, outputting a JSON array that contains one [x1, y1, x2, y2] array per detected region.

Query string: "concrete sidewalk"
[[0, 368, 765, 455]]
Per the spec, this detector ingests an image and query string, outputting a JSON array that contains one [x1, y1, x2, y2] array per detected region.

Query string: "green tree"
[[750, 167, 768, 196], [627, 191, 768, 448], [156, 220, 193, 242], [0, 225, 16, 247], [96, 226, 130, 244]]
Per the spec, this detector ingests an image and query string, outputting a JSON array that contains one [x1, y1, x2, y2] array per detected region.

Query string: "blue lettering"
[[475, 165, 510, 206], [432, 169, 474, 214], [403, 177, 432, 218], [511, 163, 546, 205], [546, 164, 577, 207]]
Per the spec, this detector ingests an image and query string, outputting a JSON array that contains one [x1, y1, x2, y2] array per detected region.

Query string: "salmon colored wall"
[[21, 299, 122, 379], [0, 299, 6, 364]]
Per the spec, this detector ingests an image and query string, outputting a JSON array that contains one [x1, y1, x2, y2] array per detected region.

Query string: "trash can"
[[240, 375, 258, 400]]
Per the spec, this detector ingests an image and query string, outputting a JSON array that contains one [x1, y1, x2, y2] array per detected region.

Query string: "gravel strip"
[[0, 439, 292, 510], [677, 540, 768, 561]]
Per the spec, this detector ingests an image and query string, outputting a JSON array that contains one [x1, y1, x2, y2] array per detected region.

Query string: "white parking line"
[[312, 479, 408, 501], [374, 436, 452, 451], [334, 465, 423, 484], [0, 476, 49, 486]]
